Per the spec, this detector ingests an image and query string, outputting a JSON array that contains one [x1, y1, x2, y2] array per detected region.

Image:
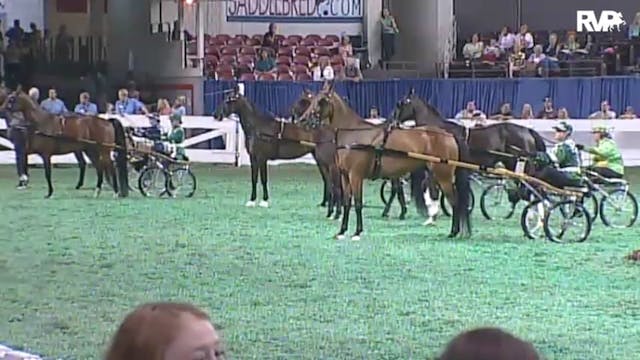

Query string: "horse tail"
[[109, 118, 129, 197], [453, 136, 472, 236], [529, 128, 547, 152], [410, 168, 428, 217]]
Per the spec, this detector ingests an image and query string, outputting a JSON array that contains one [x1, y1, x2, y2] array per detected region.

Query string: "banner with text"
[[226, 0, 363, 23]]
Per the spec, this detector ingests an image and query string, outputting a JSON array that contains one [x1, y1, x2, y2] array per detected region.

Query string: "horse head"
[[297, 81, 341, 128], [213, 86, 250, 121], [290, 89, 315, 125]]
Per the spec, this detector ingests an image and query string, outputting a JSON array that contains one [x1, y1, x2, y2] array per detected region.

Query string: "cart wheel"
[[480, 183, 516, 220], [138, 167, 169, 197], [169, 168, 197, 198], [599, 189, 638, 228], [543, 200, 592, 243], [379, 180, 391, 205], [440, 188, 475, 217], [127, 163, 140, 193], [582, 192, 599, 223], [520, 200, 546, 239]]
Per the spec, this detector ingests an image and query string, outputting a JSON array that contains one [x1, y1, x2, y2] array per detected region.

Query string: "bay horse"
[[297, 83, 472, 240], [213, 87, 340, 215], [1, 89, 129, 198], [0, 87, 88, 190], [290, 89, 412, 221], [394, 91, 547, 223]]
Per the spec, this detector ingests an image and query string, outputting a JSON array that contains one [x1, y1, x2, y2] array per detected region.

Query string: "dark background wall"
[[455, 0, 639, 41]]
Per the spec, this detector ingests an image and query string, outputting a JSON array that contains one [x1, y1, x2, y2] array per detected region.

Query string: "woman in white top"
[[515, 24, 534, 51], [519, 103, 534, 119], [498, 26, 515, 52], [312, 57, 334, 81], [462, 33, 484, 60]]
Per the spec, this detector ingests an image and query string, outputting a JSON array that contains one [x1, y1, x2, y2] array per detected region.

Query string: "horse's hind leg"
[[316, 160, 330, 207], [258, 160, 269, 208], [351, 174, 365, 241], [382, 179, 397, 218], [397, 181, 408, 220], [41, 154, 54, 198], [331, 167, 342, 220], [337, 171, 351, 240], [437, 176, 460, 238], [75, 151, 86, 189], [104, 156, 119, 198], [246, 157, 259, 207]]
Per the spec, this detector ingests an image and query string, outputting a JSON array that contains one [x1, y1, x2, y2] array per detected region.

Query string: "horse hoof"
[[335, 234, 346, 240], [351, 234, 361, 241], [447, 232, 458, 238], [398, 215, 406, 220], [381, 213, 389, 218], [245, 200, 256, 207], [75, 185, 82, 190], [422, 218, 435, 226], [319, 202, 327, 207], [113, 192, 119, 199], [258, 200, 269, 208]]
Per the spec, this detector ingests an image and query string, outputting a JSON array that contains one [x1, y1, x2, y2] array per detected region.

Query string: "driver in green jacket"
[[577, 125, 624, 179], [166, 112, 186, 160]]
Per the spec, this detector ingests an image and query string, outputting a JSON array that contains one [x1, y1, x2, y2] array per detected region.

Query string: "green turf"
[[0, 164, 639, 360]]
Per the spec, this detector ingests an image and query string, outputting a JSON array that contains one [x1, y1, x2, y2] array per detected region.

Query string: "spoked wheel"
[[543, 200, 592, 243], [168, 168, 197, 198], [127, 163, 141, 193], [440, 189, 475, 217], [379, 178, 410, 206], [520, 200, 547, 240], [480, 183, 517, 220], [582, 192, 599, 223], [599, 189, 638, 228], [138, 167, 170, 197]]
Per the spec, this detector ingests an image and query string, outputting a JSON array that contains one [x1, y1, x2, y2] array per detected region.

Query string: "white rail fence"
[[1, 116, 640, 166]]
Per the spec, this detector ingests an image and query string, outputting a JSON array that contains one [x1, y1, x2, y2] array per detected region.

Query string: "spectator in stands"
[[262, 23, 278, 50], [544, 33, 561, 58], [115, 88, 147, 115], [40, 88, 68, 115], [557, 107, 570, 119], [491, 103, 514, 120], [619, 106, 637, 119], [339, 56, 363, 81], [562, 33, 582, 56], [463, 33, 484, 60], [482, 39, 501, 63], [255, 48, 276, 73], [5, 19, 24, 45], [156, 98, 173, 115], [28, 87, 40, 103], [519, 103, 534, 119], [312, 57, 334, 81], [589, 100, 616, 119], [536, 97, 557, 119], [455, 101, 486, 120], [508, 41, 526, 76], [498, 26, 515, 53], [380, 8, 399, 68], [528, 45, 546, 65], [173, 96, 187, 116], [369, 106, 381, 119], [74, 92, 98, 115], [339, 35, 354, 62], [438, 327, 540, 360], [628, 12, 640, 39], [105, 302, 225, 360], [515, 24, 534, 54]]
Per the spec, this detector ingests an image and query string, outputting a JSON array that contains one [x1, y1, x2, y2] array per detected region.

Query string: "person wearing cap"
[[165, 112, 186, 160], [578, 125, 623, 179], [535, 121, 582, 188]]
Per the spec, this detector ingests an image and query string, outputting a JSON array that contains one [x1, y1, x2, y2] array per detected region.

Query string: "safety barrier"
[[1, 116, 640, 166]]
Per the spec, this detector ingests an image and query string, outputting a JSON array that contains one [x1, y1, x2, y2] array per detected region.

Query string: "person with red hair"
[[105, 302, 225, 360]]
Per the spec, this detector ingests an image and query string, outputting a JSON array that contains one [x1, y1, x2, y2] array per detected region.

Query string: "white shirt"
[[515, 32, 534, 49], [455, 109, 487, 120], [498, 33, 515, 50], [589, 110, 617, 119], [312, 65, 334, 81], [528, 53, 546, 64]]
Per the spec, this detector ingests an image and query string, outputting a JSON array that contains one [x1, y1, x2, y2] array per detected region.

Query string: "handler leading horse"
[[297, 83, 472, 240], [1, 89, 129, 198]]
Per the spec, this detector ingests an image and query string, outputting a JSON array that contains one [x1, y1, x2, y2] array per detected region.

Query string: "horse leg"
[[382, 179, 397, 218], [104, 155, 119, 198], [316, 158, 329, 207], [246, 157, 259, 207], [439, 179, 460, 238], [397, 181, 407, 220], [337, 171, 351, 240], [351, 174, 365, 240], [258, 160, 269, 208], [75, 151, 86, 189], [41, 154, 54, 198], [331, 166, 343, 220]]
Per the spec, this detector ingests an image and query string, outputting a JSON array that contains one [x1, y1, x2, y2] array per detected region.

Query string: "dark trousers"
[[381, 33, 396, 64], [589, 166, 623, 179], [7, 126, 28, 177], [535, 167, 581, 189]]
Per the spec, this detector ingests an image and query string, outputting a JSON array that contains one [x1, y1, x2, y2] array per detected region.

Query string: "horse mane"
[[411, 95, 443, 118], [328, 90, 361, 121]]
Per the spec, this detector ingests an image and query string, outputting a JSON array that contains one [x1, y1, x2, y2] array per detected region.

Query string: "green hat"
[[552, 121, 572, 134], [170, 112, 182, 123], [591, 124, 609, 133]]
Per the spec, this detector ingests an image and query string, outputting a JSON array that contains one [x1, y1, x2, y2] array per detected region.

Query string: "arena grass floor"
[[0, 164, 639, 360]]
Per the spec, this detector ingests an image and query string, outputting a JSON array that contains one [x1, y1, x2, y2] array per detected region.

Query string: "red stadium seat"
[[295, 46, 311, 57], [277, 47, 294, 57], [295, 73, 312, 81], [330, 54, 344, 65], [332, 64, 343, 75], [245, 38, 261, 47], [219, 55, 236, 65], [317, 39, 334, 47], [305, 34, 322, 42], [287, 34, 303, 44], [214, 34, 231, 43], [239, 73, 256, 81], [220, 47, 238, 56], [215, 71, 235, 81], [314, 47, 331, 56], [208, 38, 226, 46], [234, 34, 249, 41], [215, 63, 234, 73], [292, 64, 310, 74], [276, 56, 291, 65], [238, 55, 255, 65], [324, 35, 340, 43], [317, 55, 330, 64], [300, 38, 316, 47], [205, 46, 220, 55], [274, 34, 285, 43], [278, 73, 294, 81], [276, 64, 291, 73], [258, 72, 276, 81], [293, 55, 310, 66], [227, 37, 244, 46], [240, 46, 256, 56]]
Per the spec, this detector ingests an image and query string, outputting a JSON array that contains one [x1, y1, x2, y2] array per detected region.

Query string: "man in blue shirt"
[[6, 20, 24, 45], [114, 88, 148, 115], [40, 88, 68, 115], [74, 92, 98, 115]]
